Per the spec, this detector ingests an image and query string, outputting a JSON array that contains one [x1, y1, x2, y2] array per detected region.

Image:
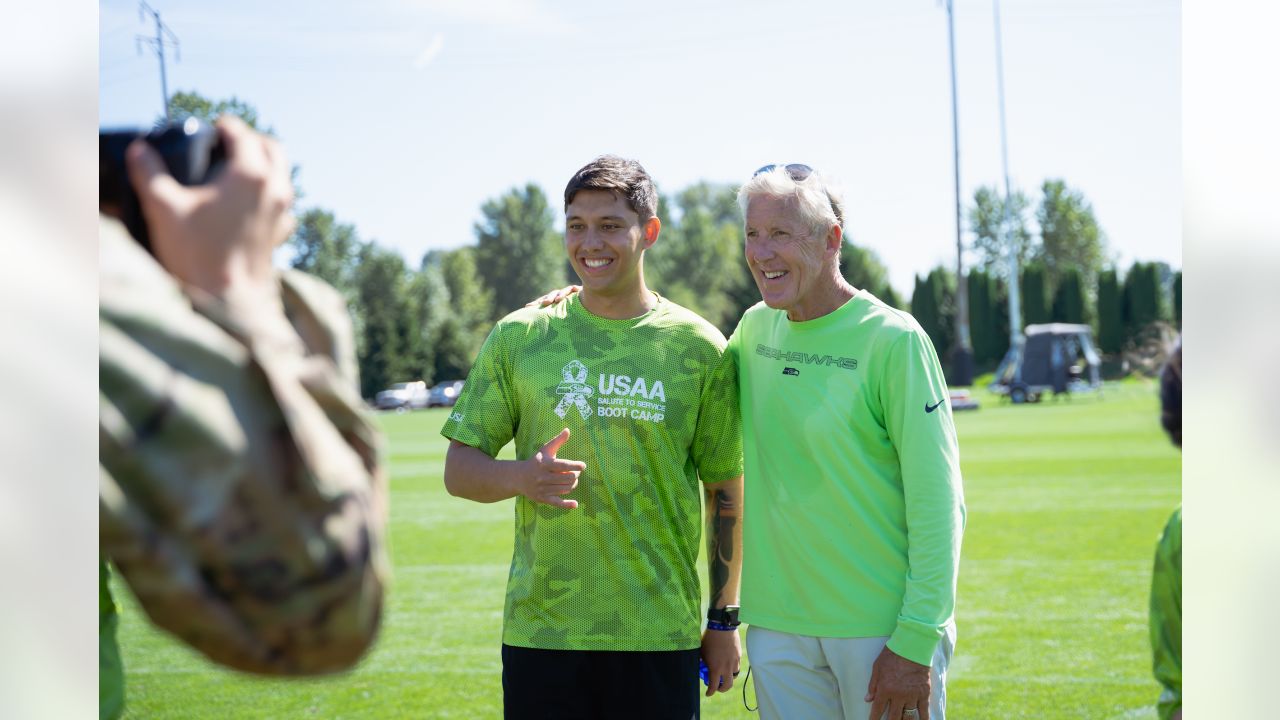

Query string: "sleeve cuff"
[[440, 426, 500, 459], [887, 618, 942, 667]]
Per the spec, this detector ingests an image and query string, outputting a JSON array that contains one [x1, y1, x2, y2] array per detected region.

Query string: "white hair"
[[736, 165, 845, 236]]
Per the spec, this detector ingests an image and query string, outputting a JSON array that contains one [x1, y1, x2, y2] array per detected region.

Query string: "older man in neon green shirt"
[[728, 164, 965, 720]]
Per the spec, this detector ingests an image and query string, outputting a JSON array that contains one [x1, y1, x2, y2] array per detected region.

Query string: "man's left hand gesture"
[[699, 628, 741, 697], [866, 646, 931, 720]]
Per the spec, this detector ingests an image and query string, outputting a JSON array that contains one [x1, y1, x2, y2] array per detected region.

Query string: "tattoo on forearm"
[[707, 488, 737, 604]]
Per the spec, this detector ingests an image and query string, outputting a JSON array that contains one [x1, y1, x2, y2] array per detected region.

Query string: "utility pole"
[[943, 0, 974, 385], [993, 0, 1023, 355], [136, 1, 179, 120]]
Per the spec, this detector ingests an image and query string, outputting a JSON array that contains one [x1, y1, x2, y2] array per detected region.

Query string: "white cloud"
[[413, 33, 445, 69]]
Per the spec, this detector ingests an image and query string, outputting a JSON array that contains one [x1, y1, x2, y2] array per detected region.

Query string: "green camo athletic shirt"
[[727, 292, 965, 666], [441, 293, 743, 651]]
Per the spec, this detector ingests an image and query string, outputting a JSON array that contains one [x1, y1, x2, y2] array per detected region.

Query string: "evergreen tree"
[[1119, 260, 1175, 354], [1096, 268, 1123, 354], [1122, 262, 1163, 338], [1051, 268, 1086, 324], [1172, 271, 1182, 329], [1021, 263, 1050, 327], [967, 269, 993, 364], [911, 268, 955, 362], [910, 275, 929, 323], [932, 267, 957, 365], [992, 276, 1011, 362]]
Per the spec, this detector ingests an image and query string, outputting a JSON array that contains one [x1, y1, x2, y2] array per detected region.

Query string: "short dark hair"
[[564, 155, 658, 222], [1159, 342, 1181, 447]]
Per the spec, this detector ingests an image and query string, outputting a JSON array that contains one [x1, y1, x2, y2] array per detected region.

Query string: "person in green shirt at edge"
[[530, 162, 966, 720], [441, 155, 746, 720], [729, 164, 965, 720], [100, 118, 388, 720], [1151, 343, 1181, 720]]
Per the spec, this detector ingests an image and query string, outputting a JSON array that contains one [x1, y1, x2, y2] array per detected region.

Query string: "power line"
[[135, 1, 179, 120]]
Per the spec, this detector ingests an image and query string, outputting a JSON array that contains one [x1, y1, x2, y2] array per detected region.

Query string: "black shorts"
[[501, 644, 700, 720]]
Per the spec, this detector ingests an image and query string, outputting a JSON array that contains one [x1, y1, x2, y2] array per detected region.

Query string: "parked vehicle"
[[427, 380, 465, 408], [989, 323, 1102, 404], [375, 381, 429, 410], [948, 388, 980, 411]]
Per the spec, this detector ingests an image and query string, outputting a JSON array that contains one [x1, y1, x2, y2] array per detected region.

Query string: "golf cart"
[[989, 323, 1101, 404]]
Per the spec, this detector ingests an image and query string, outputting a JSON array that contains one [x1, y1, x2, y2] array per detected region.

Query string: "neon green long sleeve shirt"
[[728, 293, 965, 665]]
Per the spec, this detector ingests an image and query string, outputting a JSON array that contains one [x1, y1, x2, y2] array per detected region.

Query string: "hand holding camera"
[[133, 115, 295, 299], [104, 115, 295, 300]]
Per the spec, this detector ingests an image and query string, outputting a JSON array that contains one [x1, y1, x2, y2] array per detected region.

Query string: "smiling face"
[[744, 194, 843, 321], [565, 189, 659, 309]]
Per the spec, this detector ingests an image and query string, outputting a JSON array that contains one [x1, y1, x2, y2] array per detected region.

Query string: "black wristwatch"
[[707, 605, 741, 628]]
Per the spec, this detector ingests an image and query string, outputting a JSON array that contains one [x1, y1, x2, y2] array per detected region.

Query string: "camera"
[[99, 117, 226, 252]]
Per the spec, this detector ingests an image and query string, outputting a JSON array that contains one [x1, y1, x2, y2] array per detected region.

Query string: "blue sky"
[[99, 0, 1180, 296]]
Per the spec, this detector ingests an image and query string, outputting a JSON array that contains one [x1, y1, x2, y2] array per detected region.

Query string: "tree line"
[[912, 260, 1180, 373], [914, 179, 1180, 374], [164, 93, 1178, 395]]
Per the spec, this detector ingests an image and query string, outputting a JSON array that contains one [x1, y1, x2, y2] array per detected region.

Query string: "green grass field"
[[113, 380, 1180, 719]]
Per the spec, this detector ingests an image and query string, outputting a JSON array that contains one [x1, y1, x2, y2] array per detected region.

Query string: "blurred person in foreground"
[[99, 117, 388, 720], [1151, 343, 1182, 719], [729, 165, 964, 720], [442, 155, 744, 719]]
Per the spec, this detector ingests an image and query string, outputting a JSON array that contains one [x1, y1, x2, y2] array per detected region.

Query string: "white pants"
[[745, 624, 955, 720]]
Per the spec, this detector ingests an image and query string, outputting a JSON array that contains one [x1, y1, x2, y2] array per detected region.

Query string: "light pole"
[[993, 0, 1023, 353], [944, 0, 975, 385]]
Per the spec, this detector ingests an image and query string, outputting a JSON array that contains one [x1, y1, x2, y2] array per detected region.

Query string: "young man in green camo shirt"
[[442, 155, 744, 719]]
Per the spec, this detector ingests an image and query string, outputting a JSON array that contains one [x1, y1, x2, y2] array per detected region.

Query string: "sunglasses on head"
[[753, 163, 815, 181], [752, 163, 842, 228]]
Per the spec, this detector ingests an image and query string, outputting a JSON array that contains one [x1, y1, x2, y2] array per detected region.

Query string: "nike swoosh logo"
[[926, 399, 945, 413]]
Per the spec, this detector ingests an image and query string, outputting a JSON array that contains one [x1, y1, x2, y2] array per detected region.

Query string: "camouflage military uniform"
[[98, 217, 389, 719]]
